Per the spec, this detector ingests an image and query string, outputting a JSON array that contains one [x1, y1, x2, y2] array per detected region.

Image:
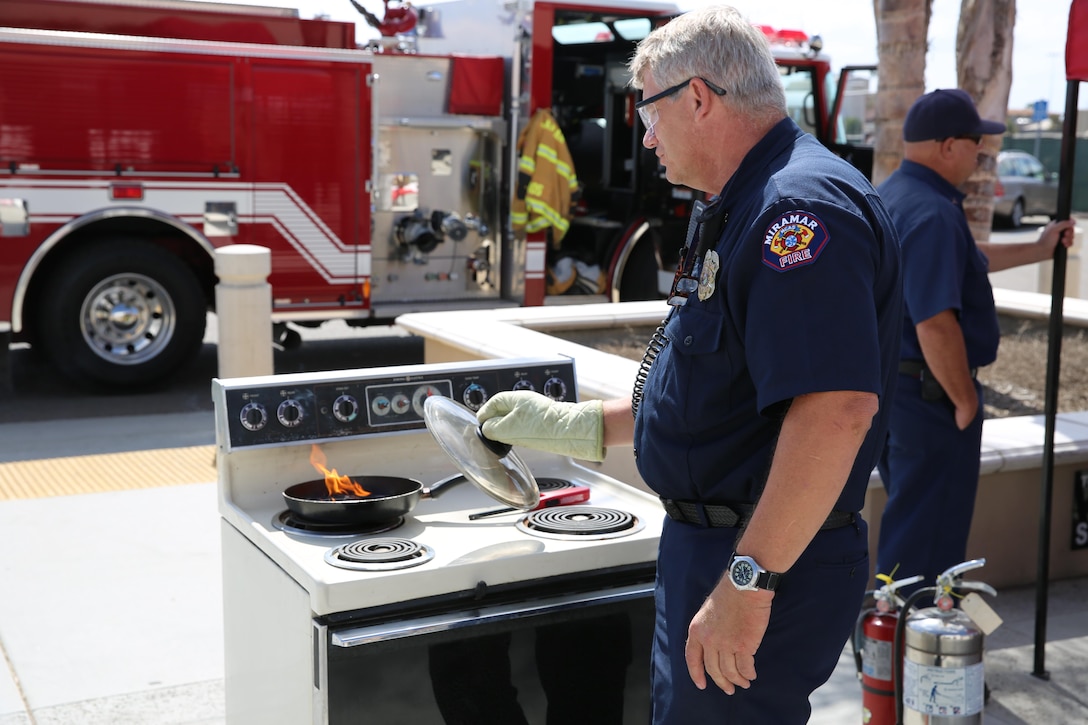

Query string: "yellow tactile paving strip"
[[0, 445, 217, 500]]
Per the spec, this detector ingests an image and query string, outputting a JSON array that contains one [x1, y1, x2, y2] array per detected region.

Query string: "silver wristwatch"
[[727, 553, 781, 592]]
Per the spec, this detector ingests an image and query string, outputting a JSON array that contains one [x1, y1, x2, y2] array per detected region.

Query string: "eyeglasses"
[[665, 236, 712, 306], [636, 77, 728, 136], [667, 270, 699, 306]]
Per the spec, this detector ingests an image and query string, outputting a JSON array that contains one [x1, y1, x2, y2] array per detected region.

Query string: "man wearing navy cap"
[[876, 88, 1075, 597]]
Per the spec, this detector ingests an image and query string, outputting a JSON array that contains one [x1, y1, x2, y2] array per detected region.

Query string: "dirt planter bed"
[[553, 314, 1088, 420]]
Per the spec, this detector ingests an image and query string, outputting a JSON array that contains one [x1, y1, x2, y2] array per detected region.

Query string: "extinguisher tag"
[[861, 636, 893, 681], [903, 660, 985, 716], [960, 593, 1003, 635]]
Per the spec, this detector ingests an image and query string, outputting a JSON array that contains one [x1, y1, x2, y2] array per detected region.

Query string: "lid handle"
[[475, 425, 513, 457]]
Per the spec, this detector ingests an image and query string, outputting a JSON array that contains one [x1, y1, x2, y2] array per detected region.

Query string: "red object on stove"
[[536, 484, 591, 508], [468, 483, 590, 519]]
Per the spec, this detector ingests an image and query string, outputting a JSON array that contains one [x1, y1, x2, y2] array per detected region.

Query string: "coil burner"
[[536, 477, 575, 491], [516, 506, 645, 541], [325, 538, 436, 571], [273, 511, 404, 539]]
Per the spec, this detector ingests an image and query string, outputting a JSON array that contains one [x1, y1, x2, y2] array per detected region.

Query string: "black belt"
[[898, 360, 977, 380], [660, 498, 856, 530]]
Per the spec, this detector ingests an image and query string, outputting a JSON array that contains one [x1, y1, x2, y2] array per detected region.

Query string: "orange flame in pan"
[[310, 445, 371, 498]]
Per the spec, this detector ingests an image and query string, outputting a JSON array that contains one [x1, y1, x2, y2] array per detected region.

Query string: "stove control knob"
[[391, 393, 411, 416], [462, 383, 487, 410], [543, 377, 568, 401], [512, 379, 535, 392], [239, 402, 268, 432], [332, 394, 359, 423], [410, 385, 443, 417], [371, 395, 391, 417], [277, 399, 305, 427]]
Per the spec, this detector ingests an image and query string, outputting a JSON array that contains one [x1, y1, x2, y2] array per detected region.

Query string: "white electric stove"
[[213, 356, 664, 724]]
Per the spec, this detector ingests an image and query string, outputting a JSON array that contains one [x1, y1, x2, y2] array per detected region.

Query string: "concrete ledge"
[[993, 287, 1088, 326], [397, 295, 1088, 589], [396, 301, 659, 401]]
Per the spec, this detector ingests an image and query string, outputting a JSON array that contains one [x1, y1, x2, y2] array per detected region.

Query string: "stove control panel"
[[214, 357, 578, 449]]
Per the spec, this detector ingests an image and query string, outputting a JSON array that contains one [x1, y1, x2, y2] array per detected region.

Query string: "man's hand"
[[1041, 218, 1076, 256], [915, 310, 977, 429], [477, 391, 605, 461], [978, 218, 1076, 272], [684, 581, 774, 694], [953, 391, 980, 431]]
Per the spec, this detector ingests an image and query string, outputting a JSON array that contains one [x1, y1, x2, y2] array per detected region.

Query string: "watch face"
[[732, 559, 755, 587]]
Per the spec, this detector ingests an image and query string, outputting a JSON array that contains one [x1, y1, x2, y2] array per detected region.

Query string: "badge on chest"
[[698, 249, 720, 301]]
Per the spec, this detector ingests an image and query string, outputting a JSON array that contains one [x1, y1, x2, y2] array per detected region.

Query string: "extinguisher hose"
[[851, 590, 877, 679], [892, 587, 938, 725]]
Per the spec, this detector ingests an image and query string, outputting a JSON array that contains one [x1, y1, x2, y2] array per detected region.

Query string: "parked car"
[[993, 150, 1059, 228]]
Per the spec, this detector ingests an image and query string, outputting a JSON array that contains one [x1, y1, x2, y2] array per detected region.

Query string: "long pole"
[[1033, 78, 1081, 678]]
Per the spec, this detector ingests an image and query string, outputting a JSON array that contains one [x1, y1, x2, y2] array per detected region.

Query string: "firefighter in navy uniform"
[[475, 7, 903, 723], [876, 89, 1074, 599]]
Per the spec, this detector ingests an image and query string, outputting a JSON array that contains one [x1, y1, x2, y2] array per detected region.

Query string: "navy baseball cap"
[[902, 89, 1006, 142]]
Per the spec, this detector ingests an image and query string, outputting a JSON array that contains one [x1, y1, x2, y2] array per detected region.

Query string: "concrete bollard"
[[215, 245, 274, 379]]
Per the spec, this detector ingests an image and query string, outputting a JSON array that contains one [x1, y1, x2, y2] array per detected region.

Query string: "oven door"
[[318, 574, 656, 724]]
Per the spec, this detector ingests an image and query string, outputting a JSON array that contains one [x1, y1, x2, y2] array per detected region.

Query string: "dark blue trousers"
[[877, 377, 985, 598], [651, 516, 868, 724]]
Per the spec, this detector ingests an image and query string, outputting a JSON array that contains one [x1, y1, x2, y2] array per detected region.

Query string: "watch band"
[[754, 569, 781, 591]]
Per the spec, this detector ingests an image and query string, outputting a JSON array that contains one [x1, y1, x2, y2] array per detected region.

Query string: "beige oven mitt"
[[477, 391, 605, 462]]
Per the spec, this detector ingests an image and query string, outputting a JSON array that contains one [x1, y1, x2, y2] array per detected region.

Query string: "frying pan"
[[283, 474, 463, 526]]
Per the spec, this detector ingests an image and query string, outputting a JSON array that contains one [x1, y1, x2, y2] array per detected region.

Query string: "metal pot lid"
[[423, 395, 540, 510]]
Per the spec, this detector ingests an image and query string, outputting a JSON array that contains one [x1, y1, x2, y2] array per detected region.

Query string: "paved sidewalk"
[[1, 414, 1086, 723], [0, 482, 224, 725]]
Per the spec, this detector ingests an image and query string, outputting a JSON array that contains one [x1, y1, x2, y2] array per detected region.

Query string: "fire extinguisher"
[[854, 572, 923, 725], [894, 559, 998, 725]]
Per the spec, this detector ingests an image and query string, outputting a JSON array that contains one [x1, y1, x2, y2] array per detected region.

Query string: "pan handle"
[[423, 472, 468, 498]]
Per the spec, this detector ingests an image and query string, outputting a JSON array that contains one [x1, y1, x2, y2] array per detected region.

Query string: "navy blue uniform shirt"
[[877, 159, 1000, 367], [633, 118, 902, 514]]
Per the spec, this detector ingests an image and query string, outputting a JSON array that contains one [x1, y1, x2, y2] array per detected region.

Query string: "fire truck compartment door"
[[243, 57, 372, 304], [0, 41, 234, 172]]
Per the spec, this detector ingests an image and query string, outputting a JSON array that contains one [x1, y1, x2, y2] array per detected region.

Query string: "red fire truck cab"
[[0, 0, 871, 387]]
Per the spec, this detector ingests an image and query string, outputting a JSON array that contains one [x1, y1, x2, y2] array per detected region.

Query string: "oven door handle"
[[330, 581, 654, 648]]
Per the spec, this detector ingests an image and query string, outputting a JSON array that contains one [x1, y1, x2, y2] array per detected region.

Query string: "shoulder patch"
[[762, 210, 830, 272]]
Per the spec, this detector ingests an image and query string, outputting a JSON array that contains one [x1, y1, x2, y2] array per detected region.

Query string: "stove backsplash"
[[215, 356, 579, 451]]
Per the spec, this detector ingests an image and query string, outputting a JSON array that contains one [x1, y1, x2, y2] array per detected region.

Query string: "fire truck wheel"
[[37, 242, 206, 387]]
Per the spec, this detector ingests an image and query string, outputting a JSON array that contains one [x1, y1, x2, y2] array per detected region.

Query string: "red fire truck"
[[0, 0, 872, 386]]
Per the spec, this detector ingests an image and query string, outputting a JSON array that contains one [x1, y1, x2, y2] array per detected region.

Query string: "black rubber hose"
[[852, 590, 877, 678]]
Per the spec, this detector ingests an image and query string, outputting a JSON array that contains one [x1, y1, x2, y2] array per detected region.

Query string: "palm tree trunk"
[[873, 0, 933, 185], [957, 0, 1016, 242]]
